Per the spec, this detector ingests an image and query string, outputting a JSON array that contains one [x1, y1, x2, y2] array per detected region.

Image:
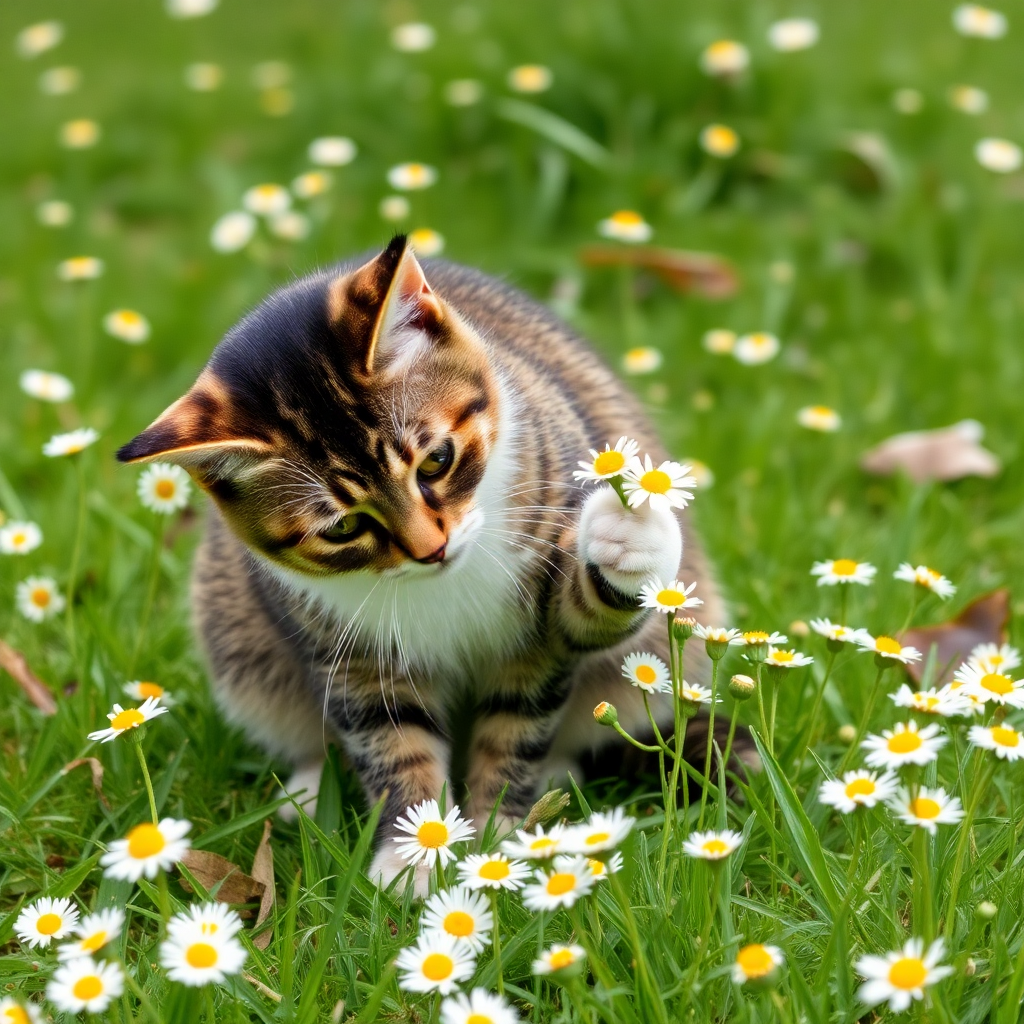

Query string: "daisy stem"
[[942, 757, 995, 938], [768, 671, 781, 754], [660, 617, 684, 885], [612, 721, 662, 753], [608, 474, 630, 509], [796, 649, 838, 773], [65, 454, 87, 662], [697, 658, 721, 829], [755, 661, 769, 744], [205, 986, 216, 1022], [132, 516, 166, 673], [642, 692, 674, 757], [722, 705, 739, 779], [490, 890, 504, 995], [838, 664, 888, 774], [912, 824, 935, 942], [133, 732, 159, 825], [122, 969, 163, 1024]]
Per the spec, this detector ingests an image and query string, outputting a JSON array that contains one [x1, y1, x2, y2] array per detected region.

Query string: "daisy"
[[243, 183, 291, 217], [686, 459, 714, 489], [123, 680, 176, 705], [622, 456, 696, 512], [522, 856, 596, 911], [60, 120, 100, 149], [975, 138, 1022, 173], [57, 907, 125, 960], [396, 932, 476, 994], [742, 630, 790, 647], [855, 633, 923, 665], [137, 463, 191, 514], [949, 85, 988, 114], [809, 619, 865, 645], [0, 522, 43, 555], [393, 800, 475, 868], [682, 828, 742, 860], [15, 896, 79, 948], [811, 558, 876, 586], [764, 647, 814, 669], [0, 998, 43, 1024], [889, 786, 964, 833], [57, 256, 103, 280], [15, 576, 65, 622], [953, 4, 1008, 38], [621, 652, 671, 694], [441, 988, 519, 1024], [166, 0, 218, 17], [100, 818, 192, 881], [638, 579, 702, 615], [862, 721, 946, 769], [387, 163, 438, 191], [703, 329, 736, 355], [893, 88, 924, 114], [458, 853, 530, 891], [819, 770, 899, 814], [39, 65, 81, 96], [597, 210, 653, 243], [184, 62, 223, 91], [87, 696, 168, 742], [563, 808, 635, 855], [19, 369, 73, 402], [969, 723, 1024, 760], [893, 563, 956, 599], [968, 642, 1021, 674], [210, 211, 256, 253], [161, 924, 246, 987], [797, 405, 841, 432], [508, 64, 553, 93], [43, 427, 99, 457], [594, 701, 618, 725], [269, 211, 310, 241], [573, 436, 640, 483], [621, 346, 663, 375], [678, 681, 715, 705], [533, 943, 586, 975], [890, 684, 969, 717], [693, 624, 743, 647], [47, 958, 124, 1015], [858, 938, 952, 1012], [951, 664, 1024, 708], [587, 851, 624, 881], [501, 823, 567, 860], [17, 20, 63, 58], [732, 943, 784, 984], [445, 79, 484, 106], [292, 170, 332, 198], [166, 902, 243, 942], [37, 200, 74, 227], [391, 22, 435, 52], [409, 228, 445, 256], [767, 17, 819, 51], [308, 136, 357, 167], [700, 39, 749, 77], [103, 309, 151, 343], [733, 332, 780, 365], [420, 888, 493, 952], [700, 124, 739, 158]]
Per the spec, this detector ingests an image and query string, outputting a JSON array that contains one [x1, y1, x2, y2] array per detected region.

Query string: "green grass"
[[2, 0, 1024, 1020]]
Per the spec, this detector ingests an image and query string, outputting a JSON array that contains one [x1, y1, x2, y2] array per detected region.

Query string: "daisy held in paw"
[[856, 937, 952, 1012], [639, 579, 702, 615], [441, 988, 520, 1024], [573, 436, 639, 488], [683, 829, 742, 860], [862, 721, 946, 769], [420, 887, 493, 952], [87, 696, 168, 742], [893, 562, 956, 600], [47, 957, 124, 1015], [621, 651, 671, 693], [811, 558, 876, 586], [161, 905, 247, 986], [57, 907, 124, 960], [101, 818, 192, 880], [393, 800, 475, 869], [397, 932, 476, 994], [15, 896, 79, 948], [622, 455, 695, 512], [522, 855, 596, 911], [819, 770, 899, 814], [969, 722, 1024, 760], [457, 853, 530, 890], [890, 785, 964, 833]]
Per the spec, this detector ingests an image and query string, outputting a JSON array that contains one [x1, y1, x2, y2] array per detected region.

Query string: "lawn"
[[2, 0, 1024, 1020]]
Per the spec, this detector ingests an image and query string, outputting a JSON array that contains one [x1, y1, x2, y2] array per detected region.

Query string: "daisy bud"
[[837, 724, 857, 745], [678, 698, 700, 720], [594, 702, 618, 727], [705, 638, 733, 661], [965, 958, 977, 977], [672, 616, 697, 643], [976, 900, 998, 921], [729, 674, 756, 701]]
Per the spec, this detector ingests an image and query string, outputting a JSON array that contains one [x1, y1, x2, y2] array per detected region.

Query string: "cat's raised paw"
[[277, 761, 324, 823], [369, 847, 431, 898]]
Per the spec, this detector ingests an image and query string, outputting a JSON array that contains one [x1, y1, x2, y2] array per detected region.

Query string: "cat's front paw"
[[368, 847, 431, 898], [578, 486, 682, 597]]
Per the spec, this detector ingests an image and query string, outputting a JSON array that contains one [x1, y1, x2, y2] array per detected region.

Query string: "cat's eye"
[[321, 513, 365, 542], [418, 440, 455, 479]]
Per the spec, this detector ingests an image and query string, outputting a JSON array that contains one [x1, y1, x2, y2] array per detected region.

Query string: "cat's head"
[[118, 236, 502, 576]]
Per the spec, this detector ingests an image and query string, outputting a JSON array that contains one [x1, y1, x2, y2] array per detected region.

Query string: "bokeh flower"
[[243, 183, 291, 217], [58, 256, 103, 281], [733, 332, 780, 365], [184, 62, 223, 91], [391, 22, 436, 52], [967, 642, 1021, 675], [811, 558, 876, 586], [890, 684, 969, 717], [445, 79, 484, 106], [37, 199, 73, 227], [269, 211, 310, 241], [975, 138, 1022, 173], [292, 170, 332, 198], [166, 0, 219, 18], [533, 943, 585, 975], [210, 211, 256, 252], [501, 823, 567, 860], [700, 124, 740, 158], [441, 989, 520, 1024], [60, 119, 100, 149], [17, 21, 63, 58], [0, 998, 43, 1024], [949, 85, 988, 113], [44, 427, 99, 457], [700, 39, 750, 77], [0, 521, 43, 555], [16, 577, 65, 621], [732, 943, 784, 984], [810, 620, 864, 645], [597, 210, 652, 243], [47, 958, 123, 1015], [768, 18, 819, 52], [953, 4, 1008, 38], [308, 136, 357, 166], [893, 562, 956, 599], [797, 405, 841, 432], [508, 65, 552, 93], [40, 67, 81, 95], [124, 680, 176, 705], [380, 195, 411, 221], [100, 818, 192, 880], [857, 937, 952, 1012], [387, 163, 438, 191], [703, 329, 736, 354], [409, 228, 445, 256], [57, 907, 125, 961], [104, 309, 151, 344], [682, 828, 742, 860], [621, 346, 662, 374]]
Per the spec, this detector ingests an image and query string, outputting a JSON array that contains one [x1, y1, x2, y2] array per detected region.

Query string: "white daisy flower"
[[457, 853, 531, 891], [60, 120, 100, 150], [700, 39, 749, 77], [967, 642, 1021, 675], [862, 721, 946, 769], [562, 808, 635, 855], [47, 957, 124, 1015], [638, 579, 702, 615], [308, 136, 357, 167], [732, 944, 784, 984], [100, 818, 192, 881], [855, 633, 922, 665], [445, 79, 484, 107], [811, 558, 877, 586], [243, 183, 291, 217], [15, 896, 79, 948], [622, 455, 696, 512], [57, 907, 125, 960], [976, 137, 1022, 173], [692, 624, 743, 646], [597, 210, 653, 243], [387, 162, 438, 191], [103, 309, 151, 344], [17, 20, 64, 58], [767, 17, 819, 51], [797, 405, 841, 432], [0, 998, 43, 1024], [137, 463, 191, 514], [15, 576, 65, 622], [893, 563, 956, 599], [969, 723, 1024, 760], [166, 902, 243, 942], [291, 170, 332, 198], [533, 943, 586, 975], [699, 123, 739, 158], [391, 22, 436, 52], [890, 684, 970, 717], [621, 652, 671, 694], [587, 851, 624, 881], [87, 697, 168, 743], [952, 663, 1024, 708], [500, 823, 567, 860], [123, 680, 175, 706], [819, 770, 899, 814], [420, 887, 493, 952], [953, 4, 1008, 38], [809, 619, 865, 644], [43, 427, 99, 457], [764, 647, 814, 669], [678, 681, 715, 705], [210, 211, 256, 253], [522, 855, 596, 911], [184, 62, 223, 91], [857, 937, 953, 1013], [161, 924, 246, 987], [166, 0, 219, 18], [621, 346, 663, 375], [703, 328, 736, 354], [38, 199, 74, 226], [573, 436, 641, 483], [949, 85, 989, 114], [269, 211, 311, 242], [0, 522, 43, 555], [396, 932, 476, 994], [740, 630, 788, 649], [57, 255, 103, 279], [441, 988, 520, 1024], [19, 369, 73, 402], [508, 64, 553, 94], [889, 786, 964, 833], [733, 332, 780, 365], [682, 828, 742, 860], [408, 228, 445, 257], [393, 800, 475, 868], [38, 66, 78, 98]]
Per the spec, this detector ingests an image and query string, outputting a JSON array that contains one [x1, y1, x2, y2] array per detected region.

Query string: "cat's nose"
[[416, 543, 446, 564]]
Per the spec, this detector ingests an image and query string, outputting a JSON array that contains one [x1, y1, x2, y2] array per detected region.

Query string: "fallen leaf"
[[578, 244, 738, 299], [179, 849, 265, 905], [250, 819, 275, 950], [0, 639, 57, 715], [905, 589, 1010, 685], [860, 420, 1001, 483], [61, 758, 110, 809]]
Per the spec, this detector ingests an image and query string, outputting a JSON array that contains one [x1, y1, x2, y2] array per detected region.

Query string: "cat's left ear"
[[329, 234, 446, 374]]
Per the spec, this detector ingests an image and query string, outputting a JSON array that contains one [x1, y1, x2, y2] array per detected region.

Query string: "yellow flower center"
[[404, 163, 428, 184], [421, 952, 454, 981], [875, 636, 902, 655], [981, 673, 1013, 696], [117, 311, 142, 326], [72, 976, 104, 1000], [111, 708, 146, 732], [548, 949, 576, 970], [80, 930, 108, 953], [702, 839, 729, 856], [744, 631, 770, 643], [6, 1007, 32, 1024], [11, 532, 26, 546], [831, 559, 858, 576], [546, 872, 577, 896], [770, 651, 794, 663], [593, 450, 625, 476], [845, 778, 875, 799], [640, 469, 672, 494], [706, 126, 736, 150], [137, 682, 164, 699], [736, 944, 774, 978], [888, 731, 922, 754], [656, 589, 684, 607], [126, 822, 167, 859], [36, 912, 63, 935], [201, 922, 219, 935], [909, 797, 941, 820], [918, 695, 941, 710], [31, 588, 52, 608], [443, 911, 475, 937], [478, 859, 510, 881], [585, 831, 611, 846], [588, 858, 605, 876], [809, 405, 833, 417], [991, 726, 1019, 747], [634, 664, 657, 685], [708, 40, 736, 57], [888, 957, 927, 990], [417, 821, 449, 848], [610, 210, 643, 227], [185, 942, 219, 968], [529, 837, 556, 851], [467, 1016, 494, 1024], [155, 479, 176, 500]]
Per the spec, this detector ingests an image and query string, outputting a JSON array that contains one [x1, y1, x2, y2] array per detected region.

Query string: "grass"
[[2, 0, 1024, 1020]]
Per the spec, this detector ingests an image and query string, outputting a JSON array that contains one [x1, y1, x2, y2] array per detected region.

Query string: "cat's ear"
[[328, 234, 445, 374]]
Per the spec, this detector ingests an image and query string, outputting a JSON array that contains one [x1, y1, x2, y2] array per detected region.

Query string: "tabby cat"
[[118, 235, 727, 893]]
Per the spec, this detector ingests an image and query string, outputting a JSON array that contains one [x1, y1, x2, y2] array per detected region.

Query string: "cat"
[[118, 235, 731, 894]]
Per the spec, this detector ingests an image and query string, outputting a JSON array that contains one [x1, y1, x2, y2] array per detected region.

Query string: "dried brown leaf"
[[62, 757, 110, 810], [179, 849, 265, 905], [578, 244, 739, 299], [250, 819, 275, 950], [860, 420, 1001, 483], [0, 639, 57, 715]]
